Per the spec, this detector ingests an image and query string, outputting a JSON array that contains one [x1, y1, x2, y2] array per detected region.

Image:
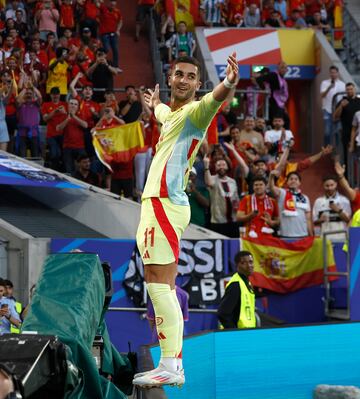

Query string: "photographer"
[[264, 115, 294, 162], [86, 48, 120, 103]]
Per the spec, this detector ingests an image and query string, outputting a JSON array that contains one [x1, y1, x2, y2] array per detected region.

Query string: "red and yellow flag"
[[165, 0, 201, 31], [93, 121, 144, 171], [242, 236, 336, 293]]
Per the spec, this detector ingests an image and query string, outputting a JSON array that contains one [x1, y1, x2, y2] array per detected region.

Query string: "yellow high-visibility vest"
[[226, 273, 256, 329], [10, 301, 22, 334]]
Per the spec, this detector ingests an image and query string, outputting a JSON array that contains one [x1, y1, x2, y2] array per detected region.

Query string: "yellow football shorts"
[[136, 197, 191, 265]]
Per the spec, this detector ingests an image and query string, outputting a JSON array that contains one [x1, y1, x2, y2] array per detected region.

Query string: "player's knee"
[[144, 263, 178, 286]]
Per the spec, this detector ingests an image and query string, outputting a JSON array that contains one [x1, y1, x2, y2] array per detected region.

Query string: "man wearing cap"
[[185, 167, 210, 227], [41, 86, 67, 169]]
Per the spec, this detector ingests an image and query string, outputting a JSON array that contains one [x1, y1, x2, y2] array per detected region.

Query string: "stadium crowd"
[[0, 0, 357, 243]]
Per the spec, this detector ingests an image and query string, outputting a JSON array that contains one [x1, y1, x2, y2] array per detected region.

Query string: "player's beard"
[[172, 85, 195, 103]]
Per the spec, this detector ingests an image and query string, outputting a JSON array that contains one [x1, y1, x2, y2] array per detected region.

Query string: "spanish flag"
[[334, 0, 344, 41], [165, 0, 201, 31], [93, 121, 145, 171], [242, 236, 337, 293]]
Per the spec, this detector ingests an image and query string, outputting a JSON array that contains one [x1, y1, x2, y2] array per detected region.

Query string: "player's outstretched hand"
[[226, 52, 239, 85], [144, 84, 161, 109]]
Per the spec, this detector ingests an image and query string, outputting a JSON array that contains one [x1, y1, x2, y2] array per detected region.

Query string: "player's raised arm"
[[212, 52, 239, 102]]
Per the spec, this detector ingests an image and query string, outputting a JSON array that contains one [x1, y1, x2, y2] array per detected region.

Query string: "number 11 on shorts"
[[144, 227, 155, 247]]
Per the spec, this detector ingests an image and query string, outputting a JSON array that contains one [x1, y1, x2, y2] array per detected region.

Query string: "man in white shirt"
[[313, 176, 351, 241], [264, 116, 294, 162], [320, 65, 345, 146]]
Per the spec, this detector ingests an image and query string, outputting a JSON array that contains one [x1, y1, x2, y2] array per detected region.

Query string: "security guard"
[[217, 251, 256, 329], [4, 280, 22, 334]]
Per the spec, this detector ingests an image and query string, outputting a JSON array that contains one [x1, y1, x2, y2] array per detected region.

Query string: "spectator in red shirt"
[[81, 0, 101, 38], [44, 32, 57, 63], [8, 28, 25, 50], [26, 39, 49, 67], [237, 176, 279, 238], [59, 0, 75, 36], [2, 70, 17, 153], [70, 72, 101, 157], [41, 86, 67, 169], [23, 50, 47, 90], [99, 0, 123, 68], [56, 97, 88, 173]]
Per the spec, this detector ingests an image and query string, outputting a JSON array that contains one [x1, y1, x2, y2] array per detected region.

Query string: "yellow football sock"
[[172, 289, 184, 360], [147, 283, 179, 359]]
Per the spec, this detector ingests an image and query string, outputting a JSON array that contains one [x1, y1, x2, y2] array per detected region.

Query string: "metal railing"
[[322, 229, 350, 320], [108, 306, 217, 314]]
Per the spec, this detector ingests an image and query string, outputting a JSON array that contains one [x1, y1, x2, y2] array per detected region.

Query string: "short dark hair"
[[286, 171, 301, 181], [252, 176, 267, 185], [96, 47, 107, 54], [172, 56, 201, 77], [0, 278, 5, 288], [272, 115, 284, 121], [3, 279, 13, 288], [329, 65, 339, 72], [77, 154, 90, 162], [125, 85, 135, 91], [346, 82, 355, 87], [50, 86, 60, 94], [229, 124, 240, 133], [234, 251, 252, 264], [55, 47, 65, 58], [322, 175, 338, 183]]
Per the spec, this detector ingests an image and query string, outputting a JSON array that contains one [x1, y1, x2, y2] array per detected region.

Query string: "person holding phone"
[[320, 65, 345, 146], [313, 175, 351, 241], [0, 279, 21, 335]]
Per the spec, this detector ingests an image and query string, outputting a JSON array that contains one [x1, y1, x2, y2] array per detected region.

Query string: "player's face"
[[323, 179, 337, 196], [169, 63, 201, 103], [237, 255, 254, 277]]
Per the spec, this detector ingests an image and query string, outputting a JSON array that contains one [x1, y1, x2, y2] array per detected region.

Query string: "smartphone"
[[329, 200, 334, 205], [253, 210, 259, 215]]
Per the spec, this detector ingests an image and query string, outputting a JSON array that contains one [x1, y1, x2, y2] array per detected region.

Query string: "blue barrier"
[[151, 323, 360, 399], [50, 229, 360, 353]]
